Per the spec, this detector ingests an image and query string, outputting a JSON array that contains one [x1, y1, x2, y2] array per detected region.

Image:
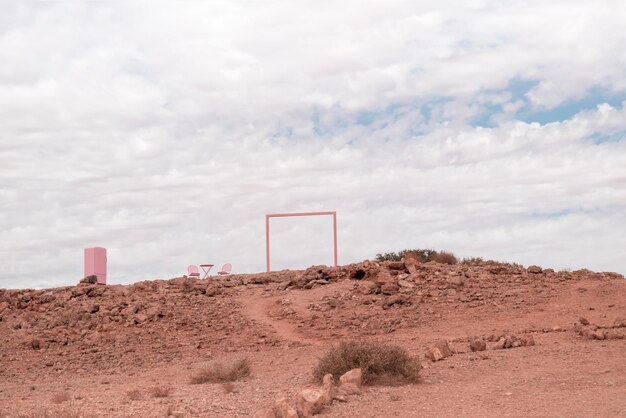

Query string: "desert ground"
[[1, 259, 625, 417]]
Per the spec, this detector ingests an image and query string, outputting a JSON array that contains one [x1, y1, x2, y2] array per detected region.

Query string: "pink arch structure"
[[265, 211, 338, 272]]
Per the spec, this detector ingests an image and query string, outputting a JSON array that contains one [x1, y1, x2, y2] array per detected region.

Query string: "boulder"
[[469, 339, 486, 352], [425, 340, 452, 361], [380, 283, 400, 295], [520, 335, 535, 346], [357, 281, 378, 295], [273, 397, 298, 418], [295, 388, 327, 417], [375, 270, 394, 286], [404, 257, 418, 274], [527, 265, 542, 274], [490, 337, 506, 350], [339, 368, 362, 394], [321, 374, 336, 404], [387, 261, 406, 270]]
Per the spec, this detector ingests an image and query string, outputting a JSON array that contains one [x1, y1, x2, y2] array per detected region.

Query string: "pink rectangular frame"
[[265, 211, 337, 272]]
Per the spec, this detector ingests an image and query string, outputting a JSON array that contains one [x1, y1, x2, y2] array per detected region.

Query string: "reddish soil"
[[1, 261, 625, 417]]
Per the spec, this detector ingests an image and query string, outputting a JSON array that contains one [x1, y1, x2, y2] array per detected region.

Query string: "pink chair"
[[187, 265, 200, 278], [218, 263, 232, 275]]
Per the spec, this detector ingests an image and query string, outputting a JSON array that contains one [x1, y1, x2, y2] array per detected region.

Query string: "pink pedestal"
[[84, 247, 107, 285]]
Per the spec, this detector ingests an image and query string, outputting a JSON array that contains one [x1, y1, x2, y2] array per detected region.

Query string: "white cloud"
[[1, 1, 625, 288]]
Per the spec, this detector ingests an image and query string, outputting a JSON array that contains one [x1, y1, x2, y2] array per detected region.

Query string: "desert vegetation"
[[313, 340, 421, 386], [190, 357, 251, 384], [375, 248, 458, 264]]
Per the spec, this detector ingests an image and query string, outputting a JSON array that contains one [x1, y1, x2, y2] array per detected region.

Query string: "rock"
[[469, 339, 486, 352], [321, 374, 335, 404], [273, 397, 298, 418], [432, 340, 452, 357], [30, 338, 41, 350], [380, 283, 400, 295], [425, 340, 452, 361], [404, 258, 418, 274], [383, 294, 410, 309], [425, 347, 445, 362], [79, 275, 98, 285], [490, 338, 506, 350], [89, 304, 100, 314], [205, 285, 222, 297], [295, 388, 327, 417], [339, 369, 362, 394], [387, 261, 406, 270], [0, 301, 9, 314], [605, 331, 624, 340], [357, 281, 378, 295], [578, 317, 589, 325], [520, 335, 536, 346], [133, 313, 148, 324], [397, 280, 414, 289], [527, 265, 542, 274], [447, 276, 464, 287], [375, 270, 394, 286]]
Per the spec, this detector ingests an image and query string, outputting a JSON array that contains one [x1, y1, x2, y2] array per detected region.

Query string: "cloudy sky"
[[1, 1, 625, 289]]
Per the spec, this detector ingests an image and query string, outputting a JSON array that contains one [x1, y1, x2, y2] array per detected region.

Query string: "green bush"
[[313, 341, 421, 386]]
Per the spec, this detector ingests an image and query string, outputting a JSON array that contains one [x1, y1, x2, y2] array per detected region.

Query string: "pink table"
[[199, 264, 214, 279]]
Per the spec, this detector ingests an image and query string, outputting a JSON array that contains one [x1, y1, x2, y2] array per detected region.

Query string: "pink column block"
[[84, 247, 107, 285]]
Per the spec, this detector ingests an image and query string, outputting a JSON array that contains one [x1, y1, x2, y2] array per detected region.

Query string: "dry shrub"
[[432, 251, 457, 264], [190, 358, 251, 384], [376, 248, 458, 264], [149, 386, 172, 398], [461, 257, 483, 264], [126, 389, 143, 401], [51, 391, 71, 404], [313, 341, 421, 386]]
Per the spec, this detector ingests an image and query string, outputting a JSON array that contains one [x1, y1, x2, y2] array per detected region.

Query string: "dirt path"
[[238, 293, 324, 346], [237, 281, 355, 346]]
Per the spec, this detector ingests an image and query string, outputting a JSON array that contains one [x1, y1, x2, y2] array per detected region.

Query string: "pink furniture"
[[218, 263, 232, 275], [187, 265, 200, 278], [84, 247, 107, 285], [199, 264, 214, 279]]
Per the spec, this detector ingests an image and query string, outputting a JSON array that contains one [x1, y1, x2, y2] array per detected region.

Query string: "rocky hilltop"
[[1, 259, 625, 417]]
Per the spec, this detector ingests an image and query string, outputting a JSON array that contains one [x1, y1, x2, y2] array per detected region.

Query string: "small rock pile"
[[573, 317, 625, 340], [257, 368, 363, 418]]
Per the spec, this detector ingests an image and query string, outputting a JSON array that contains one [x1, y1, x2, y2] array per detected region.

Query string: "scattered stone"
[[404, 257, 418, 274], [579, 317, 589, 325], [469, 339, 487, 352], [425, 340, 452, 361], [381, 283, 400, 295], [295, 387, 327, 417], [357, 281, 378, 295], [273, 397, 298, 418], [339, 369, 362, 394]]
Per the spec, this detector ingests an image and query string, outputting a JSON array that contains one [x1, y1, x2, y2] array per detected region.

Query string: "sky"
[[1, 0, 625, 289]]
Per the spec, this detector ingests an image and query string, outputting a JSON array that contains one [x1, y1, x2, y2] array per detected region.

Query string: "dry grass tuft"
[[126, 389, 143, 401], [190, 357, 251, 384], [313, 340, 421, 386], [51, 391, 71, 404], [149, 385, 173, 398]]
